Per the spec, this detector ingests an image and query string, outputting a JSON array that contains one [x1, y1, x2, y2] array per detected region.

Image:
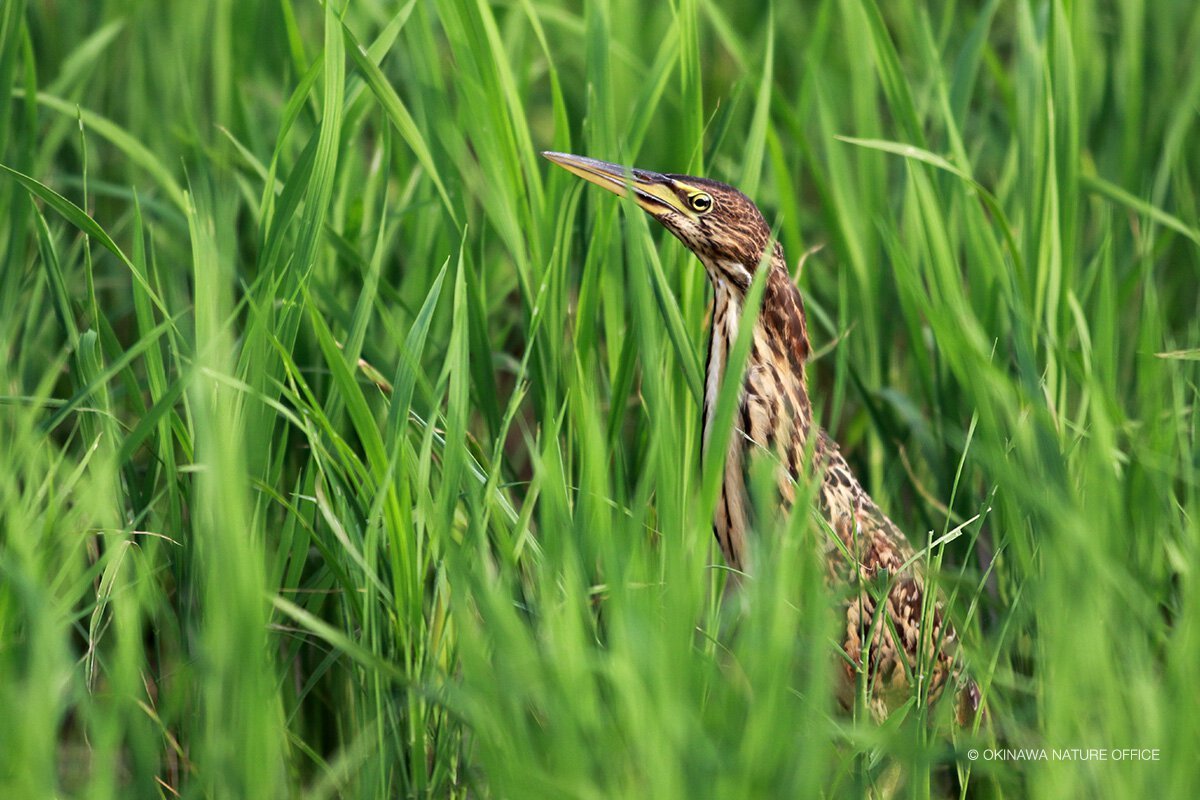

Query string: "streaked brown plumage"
[[544, 151, 980, 723]]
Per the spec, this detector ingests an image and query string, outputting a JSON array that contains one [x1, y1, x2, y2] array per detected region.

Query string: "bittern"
[[544, 151, 980, 723]]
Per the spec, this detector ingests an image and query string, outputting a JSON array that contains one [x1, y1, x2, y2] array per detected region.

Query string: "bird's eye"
[[689, 193, 713, 213]]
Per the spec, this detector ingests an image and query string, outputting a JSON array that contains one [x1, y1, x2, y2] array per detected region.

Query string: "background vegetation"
[[1, 0, 1198, 797]]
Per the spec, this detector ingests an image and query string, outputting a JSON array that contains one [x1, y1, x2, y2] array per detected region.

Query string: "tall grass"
[[1, 0, 1198, 797]]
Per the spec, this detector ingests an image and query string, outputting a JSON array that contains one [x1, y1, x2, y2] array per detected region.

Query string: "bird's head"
[[543, 151, 776, 291]]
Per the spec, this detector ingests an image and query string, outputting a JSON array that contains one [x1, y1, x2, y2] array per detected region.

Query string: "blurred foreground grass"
[[1, 1, 1198, 797]]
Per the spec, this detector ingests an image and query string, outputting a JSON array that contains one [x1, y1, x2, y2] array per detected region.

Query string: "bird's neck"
[[701, 256, 813, 447], [701, 257, 817, 568], [702, 279, 740, 450], [699, 253, 893, 571]]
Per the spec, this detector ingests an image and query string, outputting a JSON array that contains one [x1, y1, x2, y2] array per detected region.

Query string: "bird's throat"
[[702, 262, 817, 570], [701, 281, 740, 455]]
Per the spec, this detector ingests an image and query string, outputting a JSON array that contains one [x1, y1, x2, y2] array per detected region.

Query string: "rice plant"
[[1, 1, 1197, 797]]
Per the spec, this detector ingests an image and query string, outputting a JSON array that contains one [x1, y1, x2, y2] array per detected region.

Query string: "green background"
[[1, 0, 1197, 797]]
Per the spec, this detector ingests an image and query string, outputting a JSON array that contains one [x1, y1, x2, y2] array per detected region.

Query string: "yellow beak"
[[542, 151, 692, 219]]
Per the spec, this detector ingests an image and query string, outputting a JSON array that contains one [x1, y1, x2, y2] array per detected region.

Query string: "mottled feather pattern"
[[544, 152, 980, 723], [685, 196, 978, 723]]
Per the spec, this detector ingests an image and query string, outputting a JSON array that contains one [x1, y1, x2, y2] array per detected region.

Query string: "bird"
[[543, 150, 980, 724]]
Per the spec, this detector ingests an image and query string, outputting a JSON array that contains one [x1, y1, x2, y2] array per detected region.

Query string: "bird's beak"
[[542, 151, 691, 219]]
